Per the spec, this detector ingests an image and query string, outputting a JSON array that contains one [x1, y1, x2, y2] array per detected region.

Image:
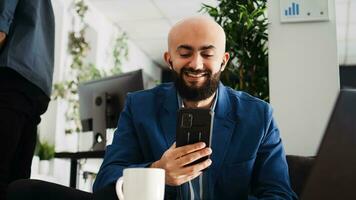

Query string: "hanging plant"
[[111, 32, 129, 75], [201, 0, 269, 101], [52, 0, 128, 134]]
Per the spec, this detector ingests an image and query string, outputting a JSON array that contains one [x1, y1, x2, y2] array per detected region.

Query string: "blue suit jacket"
[[93, 83, 297, 199]]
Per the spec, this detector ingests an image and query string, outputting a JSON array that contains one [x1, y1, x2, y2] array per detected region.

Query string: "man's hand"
[[0, 32, 6, 49], [150, 142, 212, 186]]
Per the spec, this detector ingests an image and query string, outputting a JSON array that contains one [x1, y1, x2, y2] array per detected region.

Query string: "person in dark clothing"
[[0, 0, 55, 198]]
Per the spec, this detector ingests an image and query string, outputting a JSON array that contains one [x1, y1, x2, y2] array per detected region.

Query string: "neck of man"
[[183, 92, 216, 109]]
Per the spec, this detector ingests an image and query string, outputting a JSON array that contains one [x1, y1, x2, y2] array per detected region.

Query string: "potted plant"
[[201, 0, 269, 101], [38, 141, 55, 175]]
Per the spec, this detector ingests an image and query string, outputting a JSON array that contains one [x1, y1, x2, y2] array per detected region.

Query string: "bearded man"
[[93, 16, 297, 200]]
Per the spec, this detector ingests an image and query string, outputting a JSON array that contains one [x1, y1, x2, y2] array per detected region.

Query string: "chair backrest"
[[286, 155, 315, 197]]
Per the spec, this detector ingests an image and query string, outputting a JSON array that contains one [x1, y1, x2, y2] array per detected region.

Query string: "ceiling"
[[88, 0, 356, 67]]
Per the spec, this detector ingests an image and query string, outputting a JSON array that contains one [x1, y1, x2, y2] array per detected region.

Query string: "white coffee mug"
[[116, 168, 165, 200]]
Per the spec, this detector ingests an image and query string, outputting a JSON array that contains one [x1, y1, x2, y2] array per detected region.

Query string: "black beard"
[[172, 67, 220, 101]]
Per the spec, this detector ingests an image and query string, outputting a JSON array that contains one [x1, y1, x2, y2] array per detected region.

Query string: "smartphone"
[[176, 108, 214, 165]]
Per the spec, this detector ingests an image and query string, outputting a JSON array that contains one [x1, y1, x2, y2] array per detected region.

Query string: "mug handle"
[[116, 177, 124, 200]]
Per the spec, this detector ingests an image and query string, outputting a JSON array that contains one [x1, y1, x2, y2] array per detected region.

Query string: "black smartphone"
[[176, 108, 214, 165]]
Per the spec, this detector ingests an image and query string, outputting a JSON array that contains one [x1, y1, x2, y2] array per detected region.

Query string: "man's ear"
[[220, 52, 230, 71], [164, 52, 173, 69]]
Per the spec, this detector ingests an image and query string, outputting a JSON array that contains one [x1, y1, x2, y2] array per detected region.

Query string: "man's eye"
[[202, 54, 213, 57], [180, 54, 191, 58]]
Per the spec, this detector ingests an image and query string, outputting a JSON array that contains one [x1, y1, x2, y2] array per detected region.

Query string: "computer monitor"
[[78, 69, 144, 150]]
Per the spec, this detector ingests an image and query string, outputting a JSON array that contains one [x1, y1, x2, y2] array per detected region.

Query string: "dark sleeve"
[[249, 104, 298, 200], [93, 94, 153, 192], [0, 0, 19, 34]]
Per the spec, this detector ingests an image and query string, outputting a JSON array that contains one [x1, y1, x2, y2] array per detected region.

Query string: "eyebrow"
[[176, 44, 216, 51]]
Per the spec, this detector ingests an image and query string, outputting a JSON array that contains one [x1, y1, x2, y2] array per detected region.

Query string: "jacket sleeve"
[[93, 94, 153, 192], [0, 0, 19, 34], [248, 104, 298, 200]]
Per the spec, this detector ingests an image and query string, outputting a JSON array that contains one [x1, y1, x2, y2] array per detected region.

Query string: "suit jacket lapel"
[[159, 84, 178, 148], [208, 83, 237, 190]]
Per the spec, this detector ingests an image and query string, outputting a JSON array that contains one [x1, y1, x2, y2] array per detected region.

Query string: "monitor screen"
[[78, 69, 144, 133]]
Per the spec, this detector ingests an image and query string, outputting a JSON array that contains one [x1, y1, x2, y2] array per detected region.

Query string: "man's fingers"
[[177, 148, 212, 167], [180, 159, 212, 175], [172, 142, 206, 158], [169, 158, 212, 179]]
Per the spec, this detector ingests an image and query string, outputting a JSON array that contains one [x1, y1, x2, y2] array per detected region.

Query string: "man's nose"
[[188, 54, 204, 70]]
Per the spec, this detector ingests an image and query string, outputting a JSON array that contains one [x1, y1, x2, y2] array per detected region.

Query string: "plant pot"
[[39, 160, 51, 175]]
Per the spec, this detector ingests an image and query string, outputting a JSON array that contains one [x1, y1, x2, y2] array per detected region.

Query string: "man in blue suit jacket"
[[93, 16, 297, 199]]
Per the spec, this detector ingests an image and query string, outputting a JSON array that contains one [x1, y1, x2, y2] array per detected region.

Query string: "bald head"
[[167, 16, 226, 54]]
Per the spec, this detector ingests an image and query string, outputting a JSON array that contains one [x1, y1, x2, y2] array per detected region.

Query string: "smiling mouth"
[[184, 71, 208, 78]]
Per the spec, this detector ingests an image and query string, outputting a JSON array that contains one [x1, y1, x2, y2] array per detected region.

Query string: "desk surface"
[[55, 151, 105, 159]]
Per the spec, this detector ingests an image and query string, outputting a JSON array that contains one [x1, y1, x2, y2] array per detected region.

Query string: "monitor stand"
[[92, 92, 107, 150]]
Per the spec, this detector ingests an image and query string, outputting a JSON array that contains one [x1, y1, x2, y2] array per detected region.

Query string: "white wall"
[[84, 4, 161, 80], [268, 0, 340, 156]]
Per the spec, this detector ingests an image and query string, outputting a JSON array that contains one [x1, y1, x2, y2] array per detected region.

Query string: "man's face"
[[165, 20, 229, 101]]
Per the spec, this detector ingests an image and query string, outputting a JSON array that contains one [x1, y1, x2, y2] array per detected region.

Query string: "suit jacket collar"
[[215, 82, 233, 119], [159, 84, 178, 148], [162, 83, 179, 114]]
